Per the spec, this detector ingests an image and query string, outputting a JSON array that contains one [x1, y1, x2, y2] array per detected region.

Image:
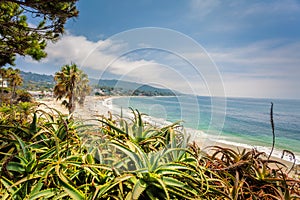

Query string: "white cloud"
[[26, 34, 208, 95], [44, 35, 115, 65], [187, 0, 300, 39], [38, 34, 155, 78], [188, 0, 221, 19], [207, 39, 300, 98], [241, 0, 300, 17], [211, 40, 300, 75], [221, 74, 299, 99], [19, 33, 300, 99], [31, 34, 220, 96]]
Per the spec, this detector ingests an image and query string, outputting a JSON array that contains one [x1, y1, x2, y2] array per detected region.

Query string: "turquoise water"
[[111, 96, 300, 161]]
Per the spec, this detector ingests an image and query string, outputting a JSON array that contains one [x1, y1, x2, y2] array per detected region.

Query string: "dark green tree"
[[7, 67, 23, 103], [0, 0, 79, 67], [0, 67, 23, 103]]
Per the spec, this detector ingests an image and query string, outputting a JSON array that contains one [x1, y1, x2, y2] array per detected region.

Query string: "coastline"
[[37, 96, 115, 120], [37, 95, 299, 178]]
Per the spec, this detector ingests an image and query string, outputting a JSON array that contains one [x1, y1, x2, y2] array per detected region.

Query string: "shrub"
[[17, 90, 33, 102], [0, 105, 299, 199]]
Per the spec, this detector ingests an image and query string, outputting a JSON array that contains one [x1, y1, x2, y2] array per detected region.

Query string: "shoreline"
[[37, 95, 299, 177]]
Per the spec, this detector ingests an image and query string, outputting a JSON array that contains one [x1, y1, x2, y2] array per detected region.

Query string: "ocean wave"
[[105, 96, 300, 165]]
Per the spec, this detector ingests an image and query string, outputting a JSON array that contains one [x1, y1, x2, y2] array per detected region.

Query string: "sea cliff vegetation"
[[0, 102, 299, 199]]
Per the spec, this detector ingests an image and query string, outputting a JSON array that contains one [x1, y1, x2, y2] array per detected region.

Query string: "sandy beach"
[[37, 95, 299, 178], [37, 97, 69, 115], [37, 96, 114, 119]]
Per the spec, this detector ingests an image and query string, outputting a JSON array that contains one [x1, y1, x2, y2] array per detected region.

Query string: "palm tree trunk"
[[68, 90, 76, 114], [0, 79, 3, 103], [10, 84, 17, 105]]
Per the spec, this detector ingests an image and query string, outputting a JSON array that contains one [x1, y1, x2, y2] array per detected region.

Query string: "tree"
[[17, 90, 32, 102], [0, 0, 79, 67], [78, 72, 91, 106], [54, 63, 90, 114], [0, 67, 23, 103], [0, 68, 7, 97], [7, 67, 23, 103]]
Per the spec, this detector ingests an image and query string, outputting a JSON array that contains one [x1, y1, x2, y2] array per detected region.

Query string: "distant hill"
[[20, 71, 55, 91], [89, 78, 99, 85], [19, 71, 178, 96], [97, 79, 177, 96], [21, 71, 55, 84]]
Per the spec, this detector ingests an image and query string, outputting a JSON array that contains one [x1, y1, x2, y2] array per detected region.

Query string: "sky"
[[16, 0, 300, 99]]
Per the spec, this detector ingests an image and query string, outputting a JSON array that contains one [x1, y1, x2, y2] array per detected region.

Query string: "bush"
[[0, 106, 299, 199], [17, 90, 33, 102]]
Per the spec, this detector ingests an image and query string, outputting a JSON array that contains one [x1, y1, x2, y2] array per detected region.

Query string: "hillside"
[[21, 71, 55, 83], [20, 71, 177, 96], [20, 71, 55, 91], [97, 79, 177, 96]]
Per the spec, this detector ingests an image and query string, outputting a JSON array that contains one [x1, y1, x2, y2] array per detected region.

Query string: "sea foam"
[[103, 96, 300, 165]]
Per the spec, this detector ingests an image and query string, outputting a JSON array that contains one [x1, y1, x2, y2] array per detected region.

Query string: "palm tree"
[[54, 63, 90, 114], [78, 73, 91, 106]]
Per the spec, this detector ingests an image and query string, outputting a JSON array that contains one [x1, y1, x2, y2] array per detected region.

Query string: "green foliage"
[[0, 67, 23, 104], [20, 71, 55, 92], [202, 146, 300, 199], [0, 0, 79, 66], [16, 90, 33, 102], [0, 104, 299, 199]]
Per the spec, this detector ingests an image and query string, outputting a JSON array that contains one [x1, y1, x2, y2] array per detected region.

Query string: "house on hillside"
[[0, 77, 8, 88]]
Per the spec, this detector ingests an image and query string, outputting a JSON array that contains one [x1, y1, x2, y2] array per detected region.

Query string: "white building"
[[0, 77, 8, 88]]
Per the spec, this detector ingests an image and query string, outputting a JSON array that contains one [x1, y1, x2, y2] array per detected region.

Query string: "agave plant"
[[1, 102, 299, 200], [81, 110, 227, 199], [98, 108, 184, 153], [204, 146, 300, 199], [0, 104, 113, 199], [89, 137, 213, 199]]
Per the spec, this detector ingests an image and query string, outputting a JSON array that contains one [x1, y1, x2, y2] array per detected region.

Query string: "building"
[[0, 77, 8, 88]]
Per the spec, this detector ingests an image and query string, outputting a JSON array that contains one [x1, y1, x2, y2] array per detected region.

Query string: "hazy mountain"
[[21, 71, 55, 84], [20, 71, 178, 96], [98, 79, 178, 96], [20, 71, 55, 91]]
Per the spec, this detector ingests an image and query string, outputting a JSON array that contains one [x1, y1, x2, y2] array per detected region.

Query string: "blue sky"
[[17, 0, 300, 99]]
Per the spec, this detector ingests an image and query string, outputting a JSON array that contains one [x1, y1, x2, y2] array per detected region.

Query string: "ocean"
[[104, 95, 300, 163]]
